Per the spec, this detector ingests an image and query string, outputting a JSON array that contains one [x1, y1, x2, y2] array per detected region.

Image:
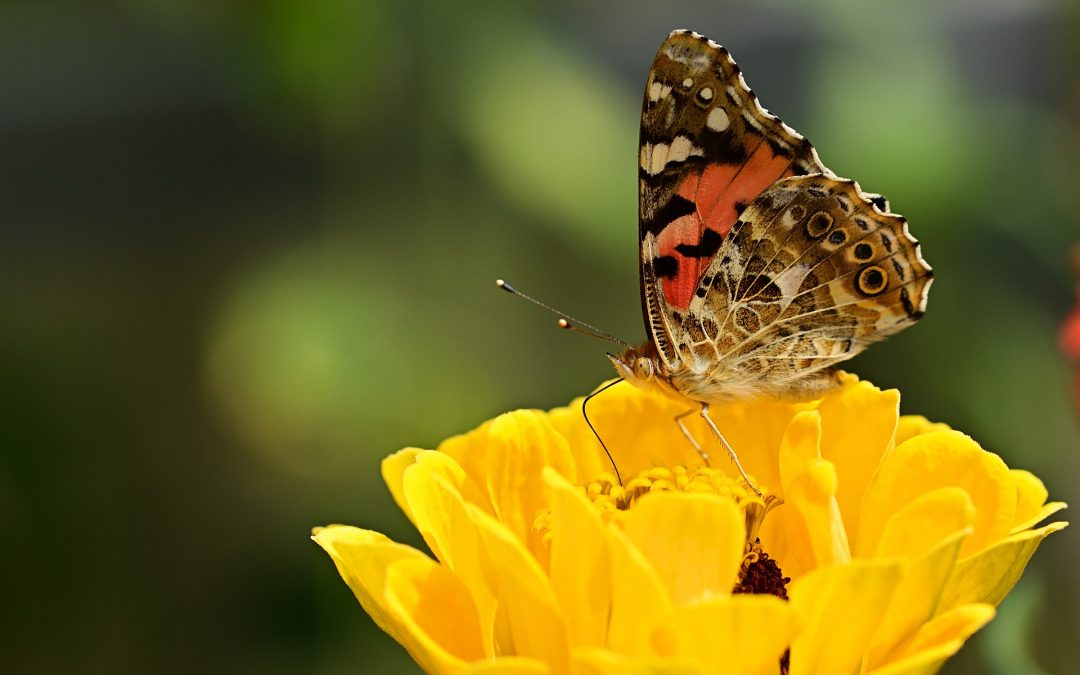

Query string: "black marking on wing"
[[892, 258, 906, 280], [900, 287, 915, 316], [880, 231, 894, 253], [654, 256, 679, 279], [765, 136, 796, 160], [643, 194, 697, 236], [702, 136, 750, 166], [674, 228, 722, 258]]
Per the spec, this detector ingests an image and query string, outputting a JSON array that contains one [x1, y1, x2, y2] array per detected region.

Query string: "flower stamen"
[[583, 465, 777, 514]]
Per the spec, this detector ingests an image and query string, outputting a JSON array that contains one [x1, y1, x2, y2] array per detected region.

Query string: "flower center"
[[734, 539, 790, 601]]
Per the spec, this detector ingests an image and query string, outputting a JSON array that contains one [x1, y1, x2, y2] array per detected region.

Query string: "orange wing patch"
[[657, 141, 799, 309]]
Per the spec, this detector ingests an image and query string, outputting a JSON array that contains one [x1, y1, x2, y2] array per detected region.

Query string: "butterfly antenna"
[[496, 279, 632, 349], [582, 378, 626, 486]]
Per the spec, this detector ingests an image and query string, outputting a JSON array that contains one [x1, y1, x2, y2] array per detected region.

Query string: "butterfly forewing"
[[638, 30, 831, 369]]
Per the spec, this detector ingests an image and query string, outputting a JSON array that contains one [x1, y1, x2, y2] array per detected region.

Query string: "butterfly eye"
[[634, 357, 654, 379]]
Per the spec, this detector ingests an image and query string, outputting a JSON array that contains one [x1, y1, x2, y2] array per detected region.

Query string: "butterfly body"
[[617, 30, 932, 406]]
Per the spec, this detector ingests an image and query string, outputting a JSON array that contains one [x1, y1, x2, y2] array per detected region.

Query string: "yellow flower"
[[314, 375, 1065, 674]]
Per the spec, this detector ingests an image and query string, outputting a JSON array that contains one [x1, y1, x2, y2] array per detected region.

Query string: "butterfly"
[[606, 30, 933, 481]]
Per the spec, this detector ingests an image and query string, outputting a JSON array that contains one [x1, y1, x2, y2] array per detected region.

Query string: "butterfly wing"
[[639, 30, 831, 367], [667, 174, 932, 400]]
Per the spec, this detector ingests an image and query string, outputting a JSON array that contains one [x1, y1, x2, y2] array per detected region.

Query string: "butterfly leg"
[[700, 404, 763, 498], [674, 408, 711, 466]]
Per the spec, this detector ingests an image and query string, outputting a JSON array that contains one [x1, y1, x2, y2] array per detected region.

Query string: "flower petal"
[[459, 658, 552, 674], [312, 526, 464, 673], [779, 460, 851, 579], [401, 451, 488, 567], [545, 467, 613, 648], [938, 521, 1068, 611], [778, 410, 824, 492], [856, 430, 1015, 558], [1011, 501, 1067, 535], [894, 415, 950, 446], [383, 557, 485, 666], [1009, 469, 1067, 533], [866, 490, 976, 667], [873, 487, 974, 560], [485, 410, 577, 564], [606, 527, 675, 658], [436, 418, 496, 501], [382, 447, 423, 518], [468, 503, 571, 670], [867, 530, 968, 669], [400, 468, 499, 654], [1010, 469, 1047, 524], [574, 647, 707, 675], [652, 594, 795, 674], [775, 410, 850, 577], [866, 604, 996, 675], [816, 378, 900, 541], [788, 559, 902, 675], [623, 492, 745, 606]]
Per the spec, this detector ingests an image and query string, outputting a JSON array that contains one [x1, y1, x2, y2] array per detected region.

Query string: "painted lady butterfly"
[[601, 30, 933, 483], [501, 30, 933, 488]]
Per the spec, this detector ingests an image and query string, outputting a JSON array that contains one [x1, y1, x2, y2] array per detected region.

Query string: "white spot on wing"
[[706, 107, 729, 132], [664, 136, 703, 172], [649, 143, 669, 176], [648, 81, 672, 102], [641, 136, 704, 176], [774, 263, 811, 303], [699, 86, 713, 101], [682, 77, 694, 88], [742, 110, 763, 132], [639, 144, 652, 173]]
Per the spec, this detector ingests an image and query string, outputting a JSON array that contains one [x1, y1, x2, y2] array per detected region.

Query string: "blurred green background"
[[3, 1, 1078, 673]]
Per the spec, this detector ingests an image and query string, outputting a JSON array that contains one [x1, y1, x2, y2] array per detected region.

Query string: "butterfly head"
[[607, 343, 665, 389]]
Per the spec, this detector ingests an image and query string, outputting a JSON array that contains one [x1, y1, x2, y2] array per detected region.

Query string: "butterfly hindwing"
[[667, 174, 933, 400], [638, 30, 831, 368]]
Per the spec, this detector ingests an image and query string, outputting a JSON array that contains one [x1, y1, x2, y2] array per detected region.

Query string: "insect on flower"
[[500, 30, 931, 492]]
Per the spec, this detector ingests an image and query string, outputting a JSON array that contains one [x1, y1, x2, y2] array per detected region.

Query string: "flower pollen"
[[588, 465, 771, 511]]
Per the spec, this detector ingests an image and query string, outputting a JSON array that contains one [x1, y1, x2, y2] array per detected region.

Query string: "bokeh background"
[[4, 1, 1078, 672]]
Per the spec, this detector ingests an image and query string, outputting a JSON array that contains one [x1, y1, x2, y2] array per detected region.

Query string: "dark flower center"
[[733, 538, 790, 600], [734, 538, 790, 674]]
